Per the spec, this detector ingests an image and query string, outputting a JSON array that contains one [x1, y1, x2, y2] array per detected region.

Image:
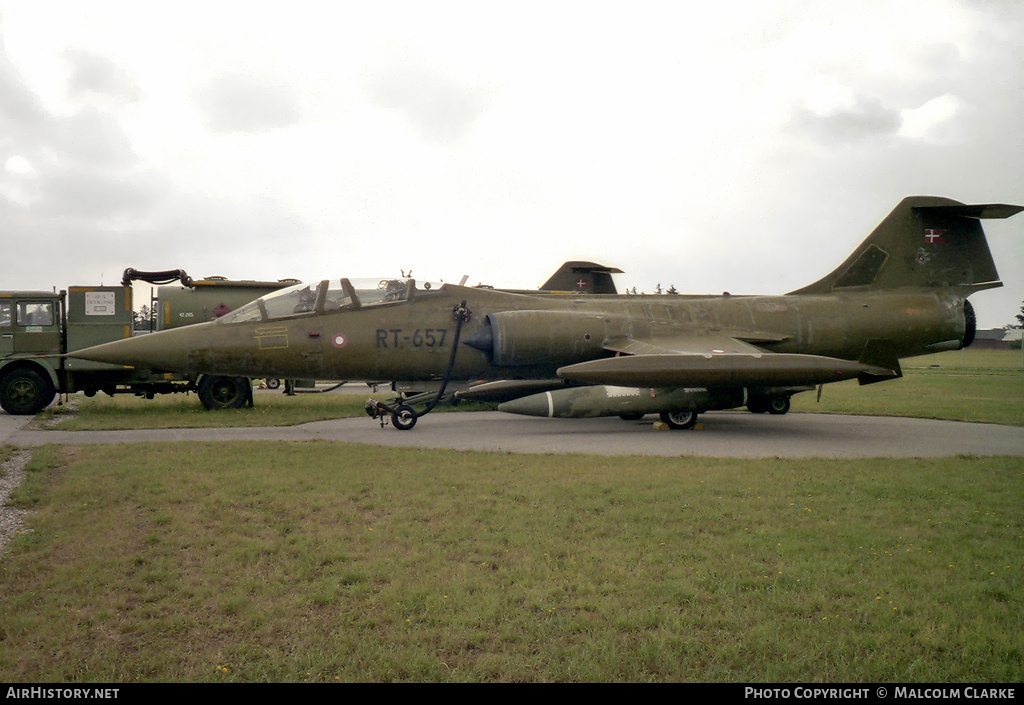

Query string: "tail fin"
[[791, 196, 1022, 294], [540, 261, 623, 294]]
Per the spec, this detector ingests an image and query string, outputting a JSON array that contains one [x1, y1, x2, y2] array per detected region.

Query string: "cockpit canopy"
[[218, 278, 441, 324]]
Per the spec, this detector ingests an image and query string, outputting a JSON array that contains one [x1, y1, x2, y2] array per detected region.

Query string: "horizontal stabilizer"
[[558, 353, 888, 388], [914, 204, 1024, 219]]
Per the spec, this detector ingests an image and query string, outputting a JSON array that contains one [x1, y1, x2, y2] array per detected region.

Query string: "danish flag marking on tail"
[[924, 229, 947, 244]]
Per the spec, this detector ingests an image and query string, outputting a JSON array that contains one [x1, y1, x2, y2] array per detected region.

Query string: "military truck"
[[0, 270, 295, 415]]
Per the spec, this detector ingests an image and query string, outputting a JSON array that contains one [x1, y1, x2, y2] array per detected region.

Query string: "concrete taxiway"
[[2, 411, 1023, 458]]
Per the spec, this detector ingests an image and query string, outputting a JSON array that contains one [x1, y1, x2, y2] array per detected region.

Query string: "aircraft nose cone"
[[69, 324, 201, 373]]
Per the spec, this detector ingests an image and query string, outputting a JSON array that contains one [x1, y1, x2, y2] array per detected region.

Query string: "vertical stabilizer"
[[540, 261, 623, 294], [791, 197, 1022, 294]]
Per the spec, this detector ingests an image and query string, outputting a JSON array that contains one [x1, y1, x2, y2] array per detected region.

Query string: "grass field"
[[791, 349, 1024, 426], [1, 444, 1021, 682], [1, 348, 1021, 682]]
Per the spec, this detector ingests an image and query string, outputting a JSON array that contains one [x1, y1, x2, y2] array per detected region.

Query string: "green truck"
[[0, 270, 295, 415]]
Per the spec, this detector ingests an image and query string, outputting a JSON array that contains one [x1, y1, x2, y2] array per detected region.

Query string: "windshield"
[[218, 277, 439, 324]]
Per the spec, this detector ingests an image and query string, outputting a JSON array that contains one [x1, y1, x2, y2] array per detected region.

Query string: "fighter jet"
[[70, 196, 1022, 430]]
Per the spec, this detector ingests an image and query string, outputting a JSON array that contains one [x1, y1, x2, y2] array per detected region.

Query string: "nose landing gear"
[[364, 301, 471, 430]]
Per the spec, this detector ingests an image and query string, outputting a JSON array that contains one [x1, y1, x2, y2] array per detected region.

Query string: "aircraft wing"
[[559, 332, 894, 388], [603, 333, 771, 357]]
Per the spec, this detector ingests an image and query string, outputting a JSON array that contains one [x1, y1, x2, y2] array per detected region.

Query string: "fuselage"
[[73, 280, 971, 384]]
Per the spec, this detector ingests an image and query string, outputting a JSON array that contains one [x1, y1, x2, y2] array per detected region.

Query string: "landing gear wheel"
[[747, 397, 769, 414], [391, 404, 418, 431], [768, 397, 791, 415], [266, 378, 281, 390], [660, 409, 698, 430], [0, 368, 55, 415], [198, 375, 251, 410]]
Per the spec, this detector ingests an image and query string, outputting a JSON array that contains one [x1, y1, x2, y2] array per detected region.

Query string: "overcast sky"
[[1, 0, 1021, 327]]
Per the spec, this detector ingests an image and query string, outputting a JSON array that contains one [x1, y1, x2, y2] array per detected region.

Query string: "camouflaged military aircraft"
[[70, 196, 1022, 430]]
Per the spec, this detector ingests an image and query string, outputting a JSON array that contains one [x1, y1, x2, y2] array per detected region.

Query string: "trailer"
[[0, 270, 295, 415]]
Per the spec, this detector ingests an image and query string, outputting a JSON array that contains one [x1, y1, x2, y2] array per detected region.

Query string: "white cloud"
[[62, 47, 141, 105], [194, 72, 304, 134], [361, 43, 492, 144], [4, 155, 33, 175], [899, 94, 962, 142], [1, 154, 37, 206]]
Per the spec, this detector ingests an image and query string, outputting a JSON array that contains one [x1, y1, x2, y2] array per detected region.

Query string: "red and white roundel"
[[332, 333, 348, 348]]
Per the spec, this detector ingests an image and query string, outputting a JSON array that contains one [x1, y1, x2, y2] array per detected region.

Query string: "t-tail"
[[791, 196, 1022, 296]]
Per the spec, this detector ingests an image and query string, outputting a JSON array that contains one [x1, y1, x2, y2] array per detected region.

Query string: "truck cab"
[[0, 292, 64, 414]]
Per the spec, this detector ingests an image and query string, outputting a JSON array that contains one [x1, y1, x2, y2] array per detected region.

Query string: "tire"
[[265, 378, 280, 390], [391, 404, 418, 430], [198, 375, 251, 410], [0, 368, 56, 415], [659, 409, 698, 430], [768, 397, 791, 415], [746, 396, 770, 414]]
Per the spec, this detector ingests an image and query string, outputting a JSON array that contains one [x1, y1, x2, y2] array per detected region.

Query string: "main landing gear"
[[746, 395, 791, 415], [655, 392, 793, 431], [659, 409, 699, 430]]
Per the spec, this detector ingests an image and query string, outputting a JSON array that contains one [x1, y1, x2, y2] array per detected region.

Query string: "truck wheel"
[[0, 368, 56, 415], [197, 375, 251, 410]]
